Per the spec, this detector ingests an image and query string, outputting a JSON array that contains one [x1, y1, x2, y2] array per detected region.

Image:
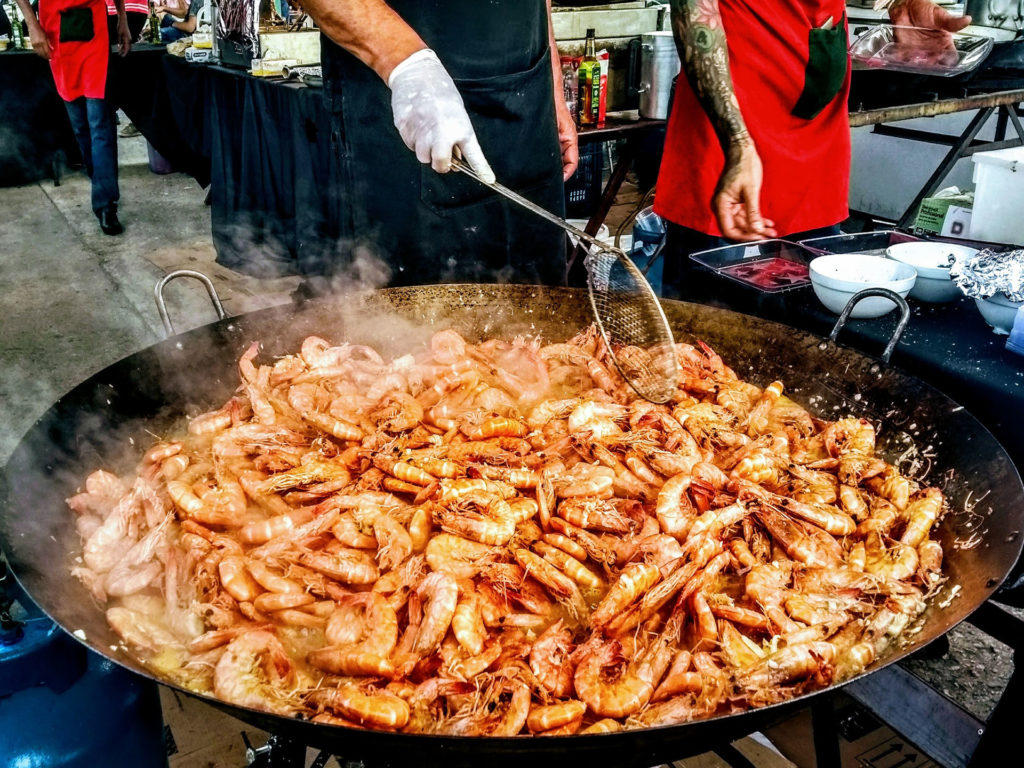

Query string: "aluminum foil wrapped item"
[[949, 248, 1024, 302]]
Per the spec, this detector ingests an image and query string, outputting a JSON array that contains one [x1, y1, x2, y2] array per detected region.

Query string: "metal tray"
[[689, 239, 818, 293], [799, 230, 923, 257], [850, 24, 993, 77]]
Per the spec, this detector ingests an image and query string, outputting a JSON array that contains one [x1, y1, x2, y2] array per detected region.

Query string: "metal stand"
[[963, 602, 1024, 768], [243, 732, 326, 768], [806, 599, 1024, 768], [848, 89, 1024, 231]]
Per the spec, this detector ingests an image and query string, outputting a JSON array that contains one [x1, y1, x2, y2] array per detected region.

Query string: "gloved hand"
[[388, 49, 495, 183]]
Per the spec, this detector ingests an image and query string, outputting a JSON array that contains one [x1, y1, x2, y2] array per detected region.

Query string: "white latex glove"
[[388, 49, 495, 183]]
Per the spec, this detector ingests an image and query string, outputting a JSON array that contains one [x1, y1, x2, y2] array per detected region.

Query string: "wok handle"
[[828, 287, 911, 365], [154, 269, 227, 337]]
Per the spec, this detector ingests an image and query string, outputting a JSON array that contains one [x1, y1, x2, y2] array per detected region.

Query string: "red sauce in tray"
[[719, 257, 809, 291]]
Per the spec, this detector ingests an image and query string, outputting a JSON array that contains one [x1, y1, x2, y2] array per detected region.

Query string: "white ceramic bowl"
[[974, 292, 1024, 335], [885, 242, 978, 303], [809, 254, 917, 318]]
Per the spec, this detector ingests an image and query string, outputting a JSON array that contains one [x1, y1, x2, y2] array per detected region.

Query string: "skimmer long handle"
[[450, 158, 626, 260]]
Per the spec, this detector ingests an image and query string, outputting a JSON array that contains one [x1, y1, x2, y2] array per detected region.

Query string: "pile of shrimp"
[[68, 325, 948, 735]]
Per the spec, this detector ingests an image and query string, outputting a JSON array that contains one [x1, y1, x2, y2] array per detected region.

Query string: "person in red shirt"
[[18, 0, 133, 234], [105, 0, 147, 42], [655, 0, 971, 298]]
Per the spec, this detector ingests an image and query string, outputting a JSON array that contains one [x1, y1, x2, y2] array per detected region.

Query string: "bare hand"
[[713, 141, 777, 242], [889, 0, 971, 33], [27, 24, 50, 59], [118, 17, 133, 57], [555, 100, 579, 182], [888, 0, 971, 68]]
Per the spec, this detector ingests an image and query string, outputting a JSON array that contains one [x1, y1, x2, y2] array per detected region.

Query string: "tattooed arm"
[[669, 0, 776, 240]]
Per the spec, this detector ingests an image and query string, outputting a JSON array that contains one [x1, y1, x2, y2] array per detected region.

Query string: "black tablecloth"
[[0, 44, 198, 187], [159, 56, 347, 277], [0, 50, 79, 186]]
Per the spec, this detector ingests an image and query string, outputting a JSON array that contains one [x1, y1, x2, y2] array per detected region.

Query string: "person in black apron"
[[299, 0, 577, 288]]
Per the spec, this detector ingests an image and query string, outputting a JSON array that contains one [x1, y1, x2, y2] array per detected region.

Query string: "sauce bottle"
[[577, 28, 600, 127]]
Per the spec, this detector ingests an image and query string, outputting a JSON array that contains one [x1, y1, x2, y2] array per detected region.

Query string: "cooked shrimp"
[[656, 472, 697, 539], [567, 401, 626, 441], [451, 595, 487, 656], [325, 592, 398, 656], [300, 548, 379, 585], [527, 700, 587, 733], [735, 641, 837, 692], [512, 548, 589, 621], [557, 497, 636, 534], [213, 631, 296, 714], [572, 637, 659, 718], [553, 462, 615, 499], [72, 327, 951, 736], [373, 514, 414, 571], [533, 541, 602, 590], [434, 492, 515, 546], [900, 488, 943, 548], [307, 684, 410, 730], [529, 619, 576, 697], [238, 509, 315, 545], [218, 556, 261, 602], [447, 674, 531, 736], [411, 572, 458, 656], [424, 533, 499, 579]]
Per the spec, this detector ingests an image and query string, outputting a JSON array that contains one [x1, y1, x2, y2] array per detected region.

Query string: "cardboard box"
[[914, 188, 974, 238]]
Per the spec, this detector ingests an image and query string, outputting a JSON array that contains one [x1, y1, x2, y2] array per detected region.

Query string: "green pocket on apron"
[[792, 18, 849, 121], [59, 6, 95, 43]]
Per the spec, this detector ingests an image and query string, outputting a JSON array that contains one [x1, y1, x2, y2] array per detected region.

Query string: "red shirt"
[[39, 0, 109, 101], [654, 0, 850, 237], [105, 0, 151, 15]]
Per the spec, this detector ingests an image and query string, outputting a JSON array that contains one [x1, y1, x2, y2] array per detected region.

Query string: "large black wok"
[[2, 285, 1022, 768]]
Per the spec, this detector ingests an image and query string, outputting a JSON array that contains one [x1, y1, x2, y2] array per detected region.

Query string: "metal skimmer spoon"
[[452, 157, 678, 404]]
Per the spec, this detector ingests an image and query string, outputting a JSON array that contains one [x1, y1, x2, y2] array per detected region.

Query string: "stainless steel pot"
[[965, 0, 1024, 35], [636, 31, 680, 120]]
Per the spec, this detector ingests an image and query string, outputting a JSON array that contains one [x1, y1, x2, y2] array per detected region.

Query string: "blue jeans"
[[160, 15, 188, 43], [64, 97, 119, 213]]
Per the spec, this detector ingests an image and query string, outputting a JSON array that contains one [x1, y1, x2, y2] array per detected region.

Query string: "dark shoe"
[[97, 206, 124, 236]]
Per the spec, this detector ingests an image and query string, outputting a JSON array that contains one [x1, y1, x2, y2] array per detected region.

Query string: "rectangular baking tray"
[[798, 230, 923, 257], [850, 25, 993, 77], [689, 239, 818, 293]]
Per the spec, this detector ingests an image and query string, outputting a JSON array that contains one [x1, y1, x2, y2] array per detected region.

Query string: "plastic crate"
[[565, 142, 604, 218]]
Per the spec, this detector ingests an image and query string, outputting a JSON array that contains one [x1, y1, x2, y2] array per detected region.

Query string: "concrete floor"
[[0, 138, 1018, 767], [0, 136, 300, 464]]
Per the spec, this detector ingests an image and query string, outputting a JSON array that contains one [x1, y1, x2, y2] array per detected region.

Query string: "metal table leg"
[[567, 139, 637, 276], [812, 695, 843, 768], [895, 107, 994, 230], [713, 742, 760, 768]]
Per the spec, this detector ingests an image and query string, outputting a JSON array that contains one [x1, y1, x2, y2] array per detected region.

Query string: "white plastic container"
[[970, 146, 1024, 246]]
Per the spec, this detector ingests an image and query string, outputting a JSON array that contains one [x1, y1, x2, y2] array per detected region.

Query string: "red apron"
[[654, 0, 850, 238], [39, 0, 109, 101]]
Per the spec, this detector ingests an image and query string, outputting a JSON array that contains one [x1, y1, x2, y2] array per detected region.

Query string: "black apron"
[[319, 0, 567, 287]]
